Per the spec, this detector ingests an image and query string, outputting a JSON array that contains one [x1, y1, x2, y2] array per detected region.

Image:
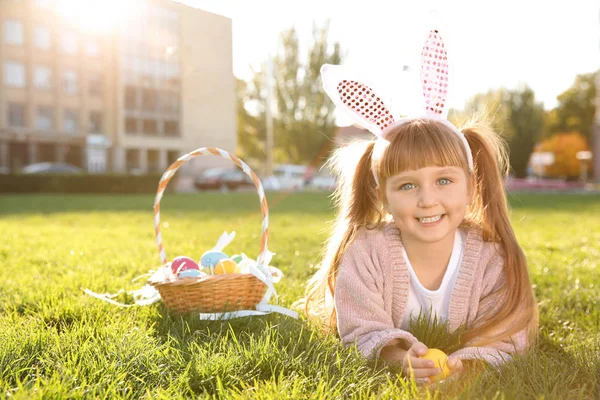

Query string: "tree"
[[236, 22, 343, 167], [507, 86, 545, 178], [459, 86, 545, 178], [536, 132, 590, 179], [456, 88, 514, 139], [272, 24, 342, 164], [546, 72, 597, 144], [236, 77, 266, 164]]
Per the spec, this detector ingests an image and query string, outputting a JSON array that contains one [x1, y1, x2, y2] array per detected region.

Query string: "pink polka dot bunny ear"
[[320, 64, 395, 138], [421, 29, 450, 118]]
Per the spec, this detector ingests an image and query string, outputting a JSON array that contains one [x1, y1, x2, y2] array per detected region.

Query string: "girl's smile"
[[417, 214, 445, 225], [383, 166, 471, 246]]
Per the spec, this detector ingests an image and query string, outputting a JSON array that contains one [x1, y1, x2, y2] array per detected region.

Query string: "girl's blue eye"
[[400, 183, 416, 191], [438, 178, 452, 185]]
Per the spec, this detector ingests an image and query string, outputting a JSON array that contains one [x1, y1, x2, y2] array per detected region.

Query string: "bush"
[[534, 132, 591, 179], [0, 173, 176, 194]]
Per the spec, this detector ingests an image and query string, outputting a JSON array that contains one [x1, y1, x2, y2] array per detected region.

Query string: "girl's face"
[[383, 165, 471, 246]]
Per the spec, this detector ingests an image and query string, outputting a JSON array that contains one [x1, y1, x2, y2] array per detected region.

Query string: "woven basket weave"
[[149, 148, 269, 314]]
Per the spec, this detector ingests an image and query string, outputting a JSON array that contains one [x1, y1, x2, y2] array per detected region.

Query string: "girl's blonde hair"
[[303, 118, 538, 347]]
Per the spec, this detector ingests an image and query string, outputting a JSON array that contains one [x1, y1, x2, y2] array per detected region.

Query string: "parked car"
[[273, 164, 310, 190], [194, 167, 254, 191], [22, 162, 82, 174], [309, 172, 337, 191]]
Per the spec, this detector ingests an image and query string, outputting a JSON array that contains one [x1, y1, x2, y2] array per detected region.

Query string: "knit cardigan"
[[334, 222, 530, 366]]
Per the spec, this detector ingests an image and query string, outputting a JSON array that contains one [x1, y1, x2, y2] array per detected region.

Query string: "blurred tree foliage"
[[236, 77, 265, 164], [237, 27, 594, 178], [507, 87, 546, 178], [545, 72, 597, 144], [535, 132, 591, 179], [236, 22, 343, 168], [458, 86, 545, 178]]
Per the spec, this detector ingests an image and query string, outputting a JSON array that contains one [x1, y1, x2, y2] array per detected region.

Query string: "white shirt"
[[400, 229, 466, 331]]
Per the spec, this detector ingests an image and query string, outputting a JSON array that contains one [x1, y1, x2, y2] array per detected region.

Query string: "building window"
[[125, 118, 138, 134], [62, 70, 77, 94], [142, 119, 157, 135], [34, 66, 53, 90], [86, 41, 99, 57], [4, 61, 26, 87], [36, 106, 54, 131], [159, 91, 180, 113], [89, 111, 103, 133], [8, 103, 26, 128], [142, 88, 157, 111], [166, 63, 180, 88], [88, 72, 103, 96], [60, 31, 78, 54], [63, 109, 78, 134], [3, 19, 23, 46], [125, 86, 137, 109], [164, 120, 179, 137], [34, 25, 51, 50]]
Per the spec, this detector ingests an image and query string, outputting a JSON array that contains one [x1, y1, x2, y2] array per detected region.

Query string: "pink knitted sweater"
[[334, 222, 530, 366]]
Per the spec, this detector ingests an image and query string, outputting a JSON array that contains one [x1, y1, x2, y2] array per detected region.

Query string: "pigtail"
[[460, 122, 539, 347], [302, 139, 384, 332]]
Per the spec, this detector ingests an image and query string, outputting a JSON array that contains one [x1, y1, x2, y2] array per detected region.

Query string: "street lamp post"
[[594, 68, 600, 183], [265, 55, 274, 177], [595, 10, 600, 183]]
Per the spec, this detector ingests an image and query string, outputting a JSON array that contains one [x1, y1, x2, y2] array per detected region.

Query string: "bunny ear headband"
[[321, 29, 474, 180]]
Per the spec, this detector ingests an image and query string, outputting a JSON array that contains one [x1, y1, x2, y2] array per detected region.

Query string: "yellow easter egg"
[[421, 348, 451, 381], [214, 259, 240, 274]]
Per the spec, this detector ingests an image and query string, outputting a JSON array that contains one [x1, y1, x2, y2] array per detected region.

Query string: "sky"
[[180, 0, 598, 118]]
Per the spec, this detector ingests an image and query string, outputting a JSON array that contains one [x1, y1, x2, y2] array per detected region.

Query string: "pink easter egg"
[[170, 256, 200, 275]]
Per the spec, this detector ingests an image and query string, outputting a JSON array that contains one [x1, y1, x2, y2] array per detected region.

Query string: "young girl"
[[303, 30, 538, 385]]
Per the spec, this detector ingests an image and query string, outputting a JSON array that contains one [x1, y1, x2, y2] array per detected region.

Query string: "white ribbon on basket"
[[83, 253, 298, 320], [198, 258, 298, 320]]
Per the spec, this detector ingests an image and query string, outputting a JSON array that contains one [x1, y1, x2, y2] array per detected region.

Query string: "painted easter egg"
[[231, 254, 243, 264], [236, 258, 254, 274], [214, 259, 241, 274], [420, 348, 451, 381], [177, 269, 204, 279], [170, 256, 200, 275], [200, 251, 228, 268]]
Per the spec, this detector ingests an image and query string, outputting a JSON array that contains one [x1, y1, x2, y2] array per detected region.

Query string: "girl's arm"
[[334, 238, 418, 361]]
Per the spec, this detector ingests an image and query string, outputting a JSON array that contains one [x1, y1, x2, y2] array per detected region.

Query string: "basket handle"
[[153, 147, 270, 266]]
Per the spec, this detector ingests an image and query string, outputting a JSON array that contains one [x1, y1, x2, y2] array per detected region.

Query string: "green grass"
[[0, 192, 599, 399]]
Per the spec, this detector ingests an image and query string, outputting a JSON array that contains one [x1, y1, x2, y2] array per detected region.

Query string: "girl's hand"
[[402, 342, 443, 386], [446, 357, 464, 380]]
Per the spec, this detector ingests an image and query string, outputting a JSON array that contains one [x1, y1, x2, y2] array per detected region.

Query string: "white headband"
[[321, 29, 474, 186]]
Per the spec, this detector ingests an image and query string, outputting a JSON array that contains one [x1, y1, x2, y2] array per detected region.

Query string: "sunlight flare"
[[55, 0, 140, 33]]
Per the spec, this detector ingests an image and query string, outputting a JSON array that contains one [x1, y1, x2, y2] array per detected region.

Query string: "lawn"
[[0, 192, 599, 399]]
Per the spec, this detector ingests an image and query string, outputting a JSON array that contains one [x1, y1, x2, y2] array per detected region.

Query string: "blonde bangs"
[[375, 120, 470, 182]]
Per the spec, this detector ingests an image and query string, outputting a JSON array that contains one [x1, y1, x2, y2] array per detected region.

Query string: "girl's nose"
[[417, 187, 439, 208]]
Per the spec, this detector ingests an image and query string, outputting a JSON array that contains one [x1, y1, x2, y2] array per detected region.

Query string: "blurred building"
[[0, 0, 236, 174]]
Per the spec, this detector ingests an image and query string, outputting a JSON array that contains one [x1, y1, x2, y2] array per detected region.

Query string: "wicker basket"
[[149, 147, 270, 314]]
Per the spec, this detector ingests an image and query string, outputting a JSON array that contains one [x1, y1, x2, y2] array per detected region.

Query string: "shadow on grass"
[[455, 334, 600, 399], [506, 192, 600, 212], [146, 304, 409, 398]]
